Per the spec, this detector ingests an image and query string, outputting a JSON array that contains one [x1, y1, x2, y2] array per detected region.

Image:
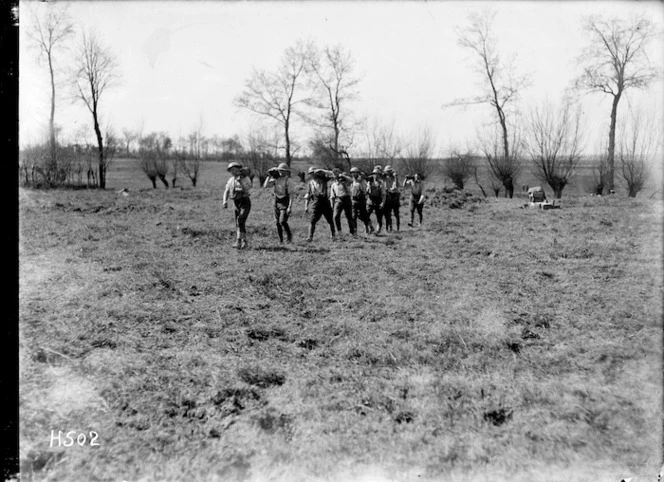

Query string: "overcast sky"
[[19, 1, 664, 156]]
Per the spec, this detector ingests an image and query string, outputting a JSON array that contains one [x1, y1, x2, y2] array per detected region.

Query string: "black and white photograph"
[[17, 1, 664, 480]]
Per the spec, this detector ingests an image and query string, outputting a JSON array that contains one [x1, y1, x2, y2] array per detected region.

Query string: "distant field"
[[105, 157, 663, 200], [18, 157, 663, 481]]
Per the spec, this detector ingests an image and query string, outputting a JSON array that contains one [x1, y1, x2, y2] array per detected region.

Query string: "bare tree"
[[305, 43, 362, 165], [138, 132, 170, 188], [618, 105, 659, 197], [235, 40, 313, 166], [401, 126, 437, 179], [374, 123, 403, 164], [174, 119, 204, 187], [73, 31, 120, 189], [28, 3, 74, 179], [240, 130, 273, 185], [452, 9, 530, 195], [443, 148, 476, 190], [121, 128, 138, 156], [356, 119, 403, 172], [525, 101, 584, 198], [477, 125, 523, 198], [576, 15, 659, 191]]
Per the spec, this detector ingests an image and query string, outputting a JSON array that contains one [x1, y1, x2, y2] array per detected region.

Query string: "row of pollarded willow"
[[28, 5, 659, 195], [449, 10, 659, 198]]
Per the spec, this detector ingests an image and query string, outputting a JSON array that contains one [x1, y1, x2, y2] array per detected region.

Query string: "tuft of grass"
[[238, 366, 287, 388]]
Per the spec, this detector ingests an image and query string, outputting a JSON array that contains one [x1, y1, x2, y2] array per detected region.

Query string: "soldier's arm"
[[222, 179, 231, 207], [287, 180, 294, 211], [304, 183, 311, 212]]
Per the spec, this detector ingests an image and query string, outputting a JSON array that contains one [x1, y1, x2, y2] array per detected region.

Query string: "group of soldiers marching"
[[223, 161, 425, 249]]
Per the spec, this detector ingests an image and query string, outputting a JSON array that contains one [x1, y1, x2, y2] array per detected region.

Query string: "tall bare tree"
[[525, 101, 584, 198], [305, 43, 361, 164], [618, 105, 659, 197], [453, 10, 529, 197], [235, 40, 313, 166], [576, 15, 659, 191], [73, 31, 120, 189], [28, 3, 74, 174]]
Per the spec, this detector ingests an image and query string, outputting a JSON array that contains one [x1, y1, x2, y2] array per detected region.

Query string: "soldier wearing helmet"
[[366, 166, 387, 234], [349, 167, 374, 235], [303, 167, 336, 242], [223, 162, 252, 249], [264, 162, 295, 243], [383, 165, 401, 232]]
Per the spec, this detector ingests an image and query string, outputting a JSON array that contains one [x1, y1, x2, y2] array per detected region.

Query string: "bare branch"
[[234, 40, 312, 164], [304, 42, 362, 158], [576, 14, 660, 191], [618, 102, 659, 197], [72, 30, 120, 188], [524, 100, 584, 198], [457, 9, 527, 197]]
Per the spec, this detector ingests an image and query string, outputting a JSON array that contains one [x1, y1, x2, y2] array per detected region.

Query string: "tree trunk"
[[473, 168, 488, 198], [150, 176, 157, 189], [92, 109, 105, 189], [607, 93, 621, 192], [553, 187, 563, 199], [159, 175, 169, 188], [503, 178, 514, 198], [499, 112, 509, 161], [48, 54, 57, 170], [333, 123, 340, 164], [284, 121, 291, 166]]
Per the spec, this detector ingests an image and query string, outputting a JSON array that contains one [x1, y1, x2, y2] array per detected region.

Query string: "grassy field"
[[19, 159, 663, 481]]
